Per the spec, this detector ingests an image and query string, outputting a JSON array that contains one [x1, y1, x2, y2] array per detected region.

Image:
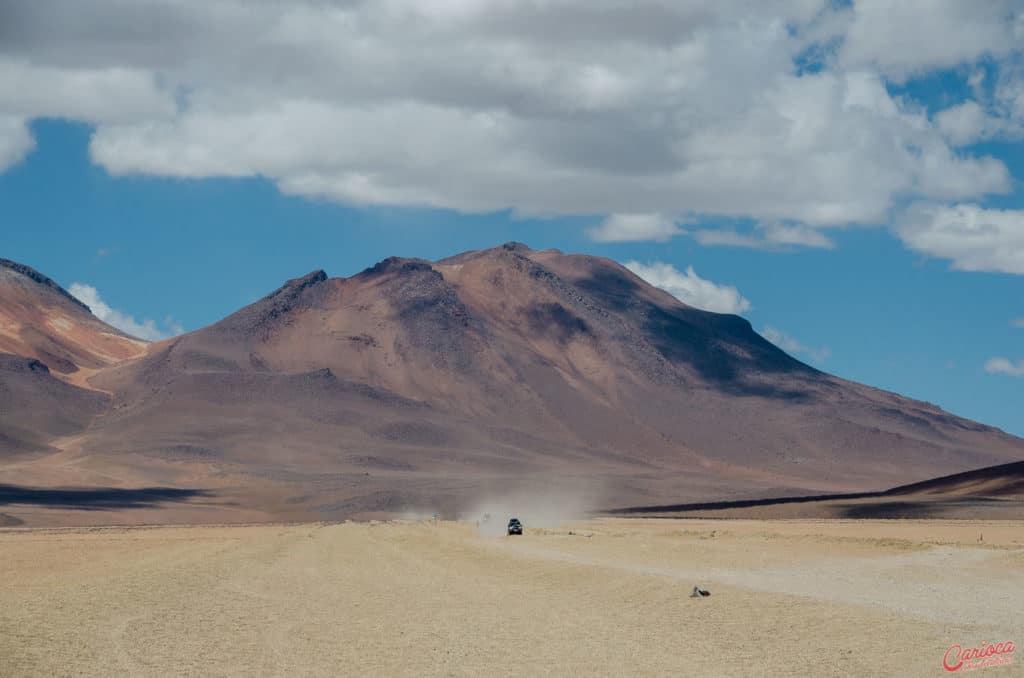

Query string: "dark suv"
[[507, 517, 523, 535]]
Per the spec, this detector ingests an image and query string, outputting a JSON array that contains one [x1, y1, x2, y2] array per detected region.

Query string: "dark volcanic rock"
[[361, 257, 435, 276], [218, 269, 333, 340], [0, 354, 51, 374]]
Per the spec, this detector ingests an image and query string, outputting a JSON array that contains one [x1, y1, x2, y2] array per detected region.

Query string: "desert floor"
[[1, 518, 1021, 677]]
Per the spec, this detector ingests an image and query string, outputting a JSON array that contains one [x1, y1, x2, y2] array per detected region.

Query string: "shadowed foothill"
[[609, 461, 1024, 520], [0, 484, 211, 510]]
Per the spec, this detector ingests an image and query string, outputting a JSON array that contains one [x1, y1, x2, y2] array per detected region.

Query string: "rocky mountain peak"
[[0, 257, 91, 313]]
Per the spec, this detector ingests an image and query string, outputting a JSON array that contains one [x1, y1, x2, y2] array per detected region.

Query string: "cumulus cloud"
[[624, 261, 751, 314], [0, 114, 34, 171], [68, 283, 181, 341], [997, 73, 1024, 123], [984, 357, 1024, 377], [0, 58, 174, 124], [839, 0, 1023, 81], [0, 0, 1017, 236], [588, 214, 683, 243], [760, 326, 831, 364], [932, 68, 1024, 149], [896, 202, 1024, 274], [934, 100, 1011, 146]]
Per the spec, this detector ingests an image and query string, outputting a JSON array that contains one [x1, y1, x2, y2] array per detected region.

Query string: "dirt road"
[[1, 519, 1020, 677]]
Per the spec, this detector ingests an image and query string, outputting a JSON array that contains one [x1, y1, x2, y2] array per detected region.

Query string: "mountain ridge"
[[0, 258, 93, 313]]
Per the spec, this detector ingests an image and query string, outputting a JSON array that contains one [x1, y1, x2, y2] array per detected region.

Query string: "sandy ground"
[[1, 518, 1021, 677]]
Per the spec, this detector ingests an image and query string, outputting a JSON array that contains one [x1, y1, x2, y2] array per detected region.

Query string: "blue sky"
[[0, 2, 1022, 435]]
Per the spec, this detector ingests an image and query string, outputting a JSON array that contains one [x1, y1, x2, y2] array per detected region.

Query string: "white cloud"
[[695, 223, 834, 250], [693, 230, 766, 249], [763, 224, 835, 249], [68, 283, 180, 341], [896, 202, 1024, 274], [1012, 317, 1024, 328], [0, 58, 174, 124], [0, 0, 1016, 234], [984, 357, 1024, 377], [0, 114, 34, 171], [840, 0, 1022, 81], [588, 214, 683, 243], [760, 326, 831, 364], [997, 73, 1024, 122], [934, 100, 1011, 146], [624, 261, 751, 314], [930, 63, 1024, 148]]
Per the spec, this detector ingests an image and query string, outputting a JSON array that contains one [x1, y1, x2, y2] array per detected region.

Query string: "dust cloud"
[[461, 490, 593, 537]]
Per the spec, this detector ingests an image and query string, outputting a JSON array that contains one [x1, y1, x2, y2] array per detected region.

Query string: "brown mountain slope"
[[0, 354, 108, 457], [0, 259, 147, 380], [1, 244, 1022, 525]]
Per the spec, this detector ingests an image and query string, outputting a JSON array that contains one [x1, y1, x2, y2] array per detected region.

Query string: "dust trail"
[[461, 490, 591, 537]]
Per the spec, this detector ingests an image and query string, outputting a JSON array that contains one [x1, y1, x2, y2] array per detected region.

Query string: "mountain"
[[0, 259, 147, 379], [1, 244, 1022, 525], [0, 259, 146, 458]]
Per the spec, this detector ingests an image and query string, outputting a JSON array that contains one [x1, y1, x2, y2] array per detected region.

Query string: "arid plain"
[[2, 518, 1021, 677]]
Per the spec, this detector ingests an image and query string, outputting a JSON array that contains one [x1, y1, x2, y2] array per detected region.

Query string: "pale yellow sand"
[[1, 519, 1021, 677]]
